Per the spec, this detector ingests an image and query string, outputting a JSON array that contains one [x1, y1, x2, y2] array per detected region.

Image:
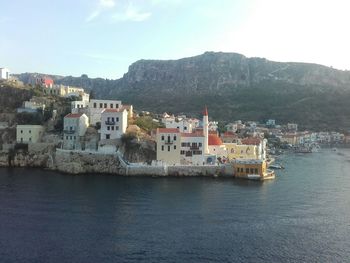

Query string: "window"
[[20, 138, 23, 142], [100, 103, 103, 108], [255, 168, 258, 174], [107, 126, 110, 131], [116, 104, 119, 108], [180, 150, 185, 155], [29, 138, 31, 142], [70, 136, 72, 140], [250, 168, 254, 174], [111, 117, 114, 122], [167, 136, 170, 142], [184, 127, 187, 130], [168, 145, 170, 151], [107, 117, 110, 122], [66, 136, 68, 140], [106, 134, 110, 139], [161, 135, 164, 141], [70, 126, 73, 131], [246, 168, 249, 173], [116, 117, 119, 122], [181, 143, 186, 147], [111, 126, 114, 130], [199, 143, 202, 147], [29, 130, 31, 134], [174, 145, 176, 150], [20, 130, 23, 134], [74, 136, 76, 140], [110, 103, 113, 108], [161, 145, 164, 151], [241, 168, 244, 172], [104, 103, 107, 108], [116, 126, 119, 130], [174, 135, 176, 141]]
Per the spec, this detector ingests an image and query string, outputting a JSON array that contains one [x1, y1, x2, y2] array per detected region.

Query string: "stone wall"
[[54, 149, 126, 175]]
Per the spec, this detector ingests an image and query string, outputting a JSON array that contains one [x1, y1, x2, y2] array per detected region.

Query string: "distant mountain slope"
[[14, 52, 350, 130]]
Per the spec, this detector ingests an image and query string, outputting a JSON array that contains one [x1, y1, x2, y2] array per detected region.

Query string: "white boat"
[[269, 163, 284, 169]]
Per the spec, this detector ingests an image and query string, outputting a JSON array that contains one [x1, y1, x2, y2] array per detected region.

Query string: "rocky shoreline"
[[0, 144, 232, 177]]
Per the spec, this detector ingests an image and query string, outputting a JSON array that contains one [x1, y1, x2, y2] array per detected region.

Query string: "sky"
[[1, 0, 350, 79]]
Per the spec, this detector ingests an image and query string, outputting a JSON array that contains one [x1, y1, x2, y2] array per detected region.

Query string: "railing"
[[105, 121, 116, 125], [63, 130, 75, 134]]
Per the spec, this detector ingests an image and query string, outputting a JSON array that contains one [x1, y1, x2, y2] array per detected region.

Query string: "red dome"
[[208, 134, 223, 146]]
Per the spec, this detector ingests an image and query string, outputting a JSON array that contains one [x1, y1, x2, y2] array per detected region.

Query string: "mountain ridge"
[[14, 51, 350, 130]]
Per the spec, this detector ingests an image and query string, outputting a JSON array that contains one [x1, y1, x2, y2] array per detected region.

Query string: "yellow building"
[[225, 143, 259, 160], [16, 125, 45, 143], [233, 159, 274, 180], [156, 128, 181, 165]]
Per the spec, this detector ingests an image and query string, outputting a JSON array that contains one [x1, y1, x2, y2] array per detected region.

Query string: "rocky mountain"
[[14, 52, 350, 130]]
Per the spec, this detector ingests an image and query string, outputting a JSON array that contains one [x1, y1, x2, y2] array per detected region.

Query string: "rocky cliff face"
[[14, 52, 350, 130]]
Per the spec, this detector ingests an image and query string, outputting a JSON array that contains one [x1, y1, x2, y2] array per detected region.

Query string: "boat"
[[269, 163, 284, 169]]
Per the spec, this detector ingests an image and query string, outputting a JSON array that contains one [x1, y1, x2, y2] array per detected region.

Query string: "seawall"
[[0, 147, 234, 177]]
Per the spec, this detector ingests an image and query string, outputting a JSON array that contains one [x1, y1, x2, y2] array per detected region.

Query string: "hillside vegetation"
[[14, 52, 350, 131]]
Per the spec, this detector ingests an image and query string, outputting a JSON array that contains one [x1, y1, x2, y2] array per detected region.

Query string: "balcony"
[[105, 121, 116, 125], [63, 129, 75, 134], [190, 145, 200, 150], [164, 140, 174, 145]]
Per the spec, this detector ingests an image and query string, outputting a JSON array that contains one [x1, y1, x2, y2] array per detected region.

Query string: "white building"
[[16, 125, 45, 143], [162, 114, 200, 133], [0, 68, 10, 80], [100, 108, 128, 140], [156, 128, 181, 165], [180, 133, 205, 165], [63, 113, 89, 150], [88, 99, 122, 125], [208, 121, 218, 132]]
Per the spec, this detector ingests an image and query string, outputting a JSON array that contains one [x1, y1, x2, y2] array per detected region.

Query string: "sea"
[[0, 148, 350, 263]]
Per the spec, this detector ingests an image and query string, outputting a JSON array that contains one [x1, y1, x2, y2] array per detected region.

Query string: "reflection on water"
[[0, 149, 350, 262]]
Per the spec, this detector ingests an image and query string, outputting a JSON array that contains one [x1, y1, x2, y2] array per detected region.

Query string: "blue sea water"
[[0, 148, 350, 262]]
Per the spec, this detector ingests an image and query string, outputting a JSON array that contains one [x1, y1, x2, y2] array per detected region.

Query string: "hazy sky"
[[1, 0, 350, 78]]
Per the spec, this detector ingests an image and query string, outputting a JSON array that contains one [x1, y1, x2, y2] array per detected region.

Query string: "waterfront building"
[[16, 125, 45, 143], [180, 133, 205, 165], [233, 159, 274, 180], [208, 133, 227, 158], [63, 113, 89, 150], [100, 108, 128, 140], [281, 133, 298, 145], [0, 68, 10, 80], [87, 99, 122, 125], [156, 128, 181, 165]]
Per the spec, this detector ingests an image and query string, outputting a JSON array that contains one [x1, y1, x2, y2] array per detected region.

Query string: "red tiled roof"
[[65, 113, 84, 118], [181, 133, 204, 137], [157, 128, 180, 133], [241, 137, 261, 145], [223, 131, 238, 137], [208, 134, 223, 146]]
